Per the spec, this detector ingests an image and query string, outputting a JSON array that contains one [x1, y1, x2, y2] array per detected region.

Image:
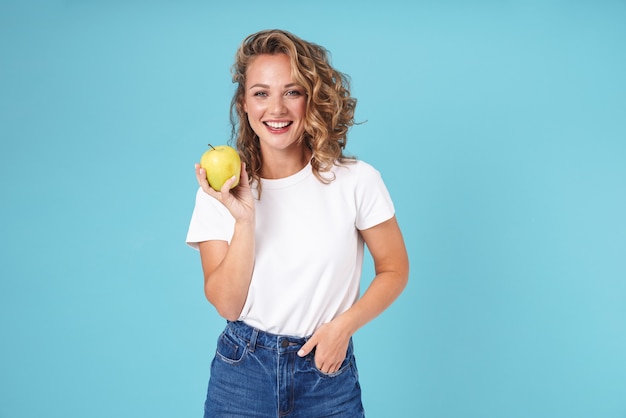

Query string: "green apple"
[[200, 144, 241, 191]]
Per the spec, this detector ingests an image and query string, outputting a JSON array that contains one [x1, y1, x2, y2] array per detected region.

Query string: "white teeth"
[[266, 121, 290, 129]]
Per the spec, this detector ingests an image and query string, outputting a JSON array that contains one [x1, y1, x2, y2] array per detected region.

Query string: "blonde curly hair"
[[229, 29, 357, 195]]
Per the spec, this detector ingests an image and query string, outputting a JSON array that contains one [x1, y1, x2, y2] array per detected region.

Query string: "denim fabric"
[[204, 321, 365, 417]]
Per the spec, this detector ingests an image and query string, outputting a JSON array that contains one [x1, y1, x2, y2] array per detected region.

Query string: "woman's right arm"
[[195, 163, 255, 320]]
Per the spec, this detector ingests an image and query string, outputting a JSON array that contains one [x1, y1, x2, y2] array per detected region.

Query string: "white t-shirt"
[[186, 160, 395, 337]]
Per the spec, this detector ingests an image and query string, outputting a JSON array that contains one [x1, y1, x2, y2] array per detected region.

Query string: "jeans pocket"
[[215, 330, 247, 364], [311, 342, 354, 378], [312, 355, 352, 378]]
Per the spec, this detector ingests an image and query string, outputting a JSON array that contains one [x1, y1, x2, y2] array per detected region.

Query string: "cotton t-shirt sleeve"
[[185, 188, 235, 250], [354, 162, 395, 230]]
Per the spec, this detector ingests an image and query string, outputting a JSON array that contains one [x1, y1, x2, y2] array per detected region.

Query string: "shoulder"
[[332, 159, 383, 181]]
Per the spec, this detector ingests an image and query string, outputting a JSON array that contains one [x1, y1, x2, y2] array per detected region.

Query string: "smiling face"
[[243, 53, 307, 157]]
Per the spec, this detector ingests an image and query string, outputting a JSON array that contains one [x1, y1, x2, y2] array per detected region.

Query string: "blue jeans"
[[204, 321, 365, 417]]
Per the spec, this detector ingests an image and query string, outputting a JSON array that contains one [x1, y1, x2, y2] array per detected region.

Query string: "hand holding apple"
[[200, 144, 241, 191], [195, 144, 254, 225]]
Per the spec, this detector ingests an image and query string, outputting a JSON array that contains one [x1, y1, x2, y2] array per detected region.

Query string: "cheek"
[[244, 100, 264, 119], [294, 101, 307, 119]]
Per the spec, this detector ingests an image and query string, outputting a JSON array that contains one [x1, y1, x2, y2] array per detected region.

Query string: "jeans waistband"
[[226, 321, 310, 353]]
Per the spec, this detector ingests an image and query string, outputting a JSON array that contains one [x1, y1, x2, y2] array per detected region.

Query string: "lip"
[[263, 121, 293, 133]]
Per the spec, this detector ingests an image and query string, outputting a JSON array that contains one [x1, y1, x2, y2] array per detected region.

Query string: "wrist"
[[233, 219, 256, 240], [333, 311, 360, 338]]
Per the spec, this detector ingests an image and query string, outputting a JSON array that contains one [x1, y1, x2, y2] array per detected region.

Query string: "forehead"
[[246, 53, 293, 82]]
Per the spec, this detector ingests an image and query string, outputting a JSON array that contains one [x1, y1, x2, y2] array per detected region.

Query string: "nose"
[[269, 95, 287, 116]]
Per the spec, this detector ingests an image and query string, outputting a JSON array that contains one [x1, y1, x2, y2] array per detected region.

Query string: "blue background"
[[1, 1, 625, 417]]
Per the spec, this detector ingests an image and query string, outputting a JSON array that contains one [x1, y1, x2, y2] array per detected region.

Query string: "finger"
[[318, 360, 338, 374], [324, 360, 341, 374], [195, 164, 208, 186], [194, 164, 203, 182], [220, 175, 238, 194], [196, 165, 224, 200], [297, 337, 317, 357]]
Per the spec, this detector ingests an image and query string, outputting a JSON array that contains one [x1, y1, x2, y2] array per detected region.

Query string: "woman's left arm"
[[298, 216, 409, 373]]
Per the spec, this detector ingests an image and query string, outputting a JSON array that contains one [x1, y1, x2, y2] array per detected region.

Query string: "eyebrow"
[[248, 83, 300, 90]]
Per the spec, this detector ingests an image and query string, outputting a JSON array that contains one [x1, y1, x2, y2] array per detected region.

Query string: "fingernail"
[[297, 349, 304, 357]]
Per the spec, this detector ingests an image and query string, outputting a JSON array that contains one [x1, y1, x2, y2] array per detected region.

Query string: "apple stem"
[[208, 143, 216, 151]]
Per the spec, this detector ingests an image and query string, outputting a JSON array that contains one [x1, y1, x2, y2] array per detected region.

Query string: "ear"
[[243, 100, 248, 113]]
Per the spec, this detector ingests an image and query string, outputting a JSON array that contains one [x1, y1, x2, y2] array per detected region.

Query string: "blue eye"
[[286, 90, 302, 96], [253, 91, 268, 97]]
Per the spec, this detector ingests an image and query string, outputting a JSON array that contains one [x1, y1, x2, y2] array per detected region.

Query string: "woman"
[[186, 29, 409, 417]]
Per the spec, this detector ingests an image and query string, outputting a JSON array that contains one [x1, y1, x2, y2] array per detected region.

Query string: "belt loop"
[[248, 327, 259, 353]]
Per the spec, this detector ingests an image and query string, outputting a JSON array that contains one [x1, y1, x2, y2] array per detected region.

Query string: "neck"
[[260, 147, 311, 179]]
